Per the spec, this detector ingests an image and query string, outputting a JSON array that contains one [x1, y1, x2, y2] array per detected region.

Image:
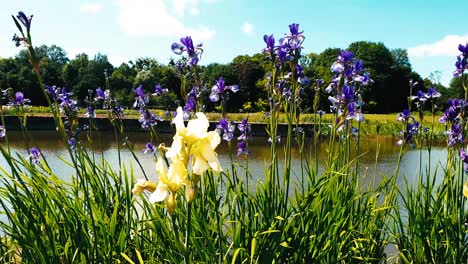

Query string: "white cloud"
[[80, 3, 103, 14], [116, 0, 215, 40], [108, 55, 130, 66], [408, 34, 468, 57], [241, 22, 254, 35], [190, 7, 200, 16], [173, 0, 200, 17]]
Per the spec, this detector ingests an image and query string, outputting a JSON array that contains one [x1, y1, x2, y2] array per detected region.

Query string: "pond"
[[0, 130, 448, 189]]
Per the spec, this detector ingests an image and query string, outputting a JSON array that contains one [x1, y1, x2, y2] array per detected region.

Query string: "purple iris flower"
[[285, 23, 304, 50], [133, 85, 149, 108], [216, 118, 236, 142], [263, 34, 275, 55], [411, 90, 427, 102], [171, 36, 203, 66], [85, 106, 95, 118], [153, 84, 168, 96], [15, 91, 30, 105], [397, 121, 419, 148], [354, 72, 373, 85], [29, 147, 41, 164], [12, 34, 24, 47], [68, 138, 76, 150], [276, 38, 292, 64], [353, 60, 364, 73], [296, 65, 310, 85], [316, 79, 324, 88], [330, 61, 345, 73], [439, 99, 463, 123], [237, 118, 252, 140], [209, 77, 239, 102], [184, 97, 196, 113], [184, 96, 197, 115], [0, 126, 5, 138], [317, 110, 326, 117], [237, 141, 251, 156], [425, 87, 441, 99], [143, 142, 155, 154], [346, 102, 364, 122], [113, 105, 125, 119], [45, 85, 60, 99], [95, 87, 110, 101], [341, 85, 355, 103], [134, 85, 145, 98], [16, 11, 33, 32], [397, 109, 411, 122], [458, 43, 468, 55], [447, 122, 464, 146], [339, 50, 354, 62], [138, 109, 161, 129], [454, 56, 467, 77], [57, 88, 77, 113]]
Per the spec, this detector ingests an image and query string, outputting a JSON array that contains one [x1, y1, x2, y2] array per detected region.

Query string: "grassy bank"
[[3, 106, 447, 137]]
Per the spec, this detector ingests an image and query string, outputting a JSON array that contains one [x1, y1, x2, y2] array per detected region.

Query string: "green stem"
[[184, 201, 192, 264]]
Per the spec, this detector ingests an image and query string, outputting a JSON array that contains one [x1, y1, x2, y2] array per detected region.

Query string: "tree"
[[348, 41, 395, 113]]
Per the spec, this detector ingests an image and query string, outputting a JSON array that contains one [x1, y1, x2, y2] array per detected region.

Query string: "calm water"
[[0, 131, 448, 187]]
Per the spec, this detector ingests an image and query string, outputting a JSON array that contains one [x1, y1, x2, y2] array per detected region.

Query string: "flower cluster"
[[216, 118, 235, 142], [153, 84, 168, 96], [396, 109, 420, 148], [133, 107, 222, 212], [138, 109, 162, 129], [133, 85, 150, 109], [454, 43, 468, 77], [183, 86, 200, 118], [4, 90, 31, 108], [143, 142, 155, 154], [326, 50, 372, 123], [439, 99, 465, 146], [324, 50, 371, 137], [171, 36, 203, 67], [28, 147, 41, 164], [262, 23, 305, 65], [94, 88, 124, 119], [209, 77, 239, 103], [131, 84, 165, 130], [411, 86, 441, 121], [237, 118, 252, 157], [11, 12, 33, 47]]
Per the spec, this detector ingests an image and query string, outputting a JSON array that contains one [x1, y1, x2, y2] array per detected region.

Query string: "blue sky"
[[1, 0, 467, 86]]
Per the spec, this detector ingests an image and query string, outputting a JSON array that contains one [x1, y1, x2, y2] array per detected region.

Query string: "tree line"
[[0, 42, 462, 114]]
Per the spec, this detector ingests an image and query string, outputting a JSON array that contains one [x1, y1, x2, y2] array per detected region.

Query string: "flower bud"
[[186, 186, 197, 203], [167, 193, 176, 215]]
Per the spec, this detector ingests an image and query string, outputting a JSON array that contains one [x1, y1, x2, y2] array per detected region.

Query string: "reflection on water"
[[0, 131, 448, 187]]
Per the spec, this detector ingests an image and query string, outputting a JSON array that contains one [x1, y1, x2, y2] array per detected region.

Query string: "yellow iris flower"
[[149, 157, 189, 204], [166, 107, 222, 176], [132, 157, 188, 214]]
